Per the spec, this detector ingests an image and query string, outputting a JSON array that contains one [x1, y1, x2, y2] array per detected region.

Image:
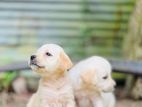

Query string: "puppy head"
[[29, 44, 73, 77], [80, 56, 116, 92], [94, 66, 116, 92]]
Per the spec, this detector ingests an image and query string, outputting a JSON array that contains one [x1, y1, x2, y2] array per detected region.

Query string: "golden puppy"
[[27, 44, 75, 107], [68, 56, 116, 107]]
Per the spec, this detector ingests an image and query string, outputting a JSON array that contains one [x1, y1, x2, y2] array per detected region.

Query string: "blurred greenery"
[[113, 73, 126, 79], [0, 72, 17, 91]]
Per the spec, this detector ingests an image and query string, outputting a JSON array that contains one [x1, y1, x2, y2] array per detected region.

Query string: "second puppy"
[[27, 44, 75, 107], [69, 56, 116, 107]]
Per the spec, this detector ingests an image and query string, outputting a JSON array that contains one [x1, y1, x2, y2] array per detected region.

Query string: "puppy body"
[[27, 44, 75, 107], [27, 77, 74, 107], [68, 56, 116, 107]]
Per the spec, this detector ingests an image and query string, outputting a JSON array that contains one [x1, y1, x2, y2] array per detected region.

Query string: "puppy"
[[27, 44, 75, 107], [68, 56, 116, 107]]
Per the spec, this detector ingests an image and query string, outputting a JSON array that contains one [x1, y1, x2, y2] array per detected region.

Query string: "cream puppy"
[[68, 56, 116, 107], [27, 44, 75, 107]]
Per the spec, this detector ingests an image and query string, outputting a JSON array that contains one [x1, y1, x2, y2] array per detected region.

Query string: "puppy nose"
[[31, 55, 36, 60]]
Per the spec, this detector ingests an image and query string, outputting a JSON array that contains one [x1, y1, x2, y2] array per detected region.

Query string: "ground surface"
[[0, 92, 142, 107]]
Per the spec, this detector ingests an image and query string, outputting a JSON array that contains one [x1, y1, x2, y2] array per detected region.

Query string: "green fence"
[[0, 0, 135, 65]]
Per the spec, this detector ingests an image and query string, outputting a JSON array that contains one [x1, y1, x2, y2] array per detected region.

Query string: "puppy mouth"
[[30, 62, 44, 68]]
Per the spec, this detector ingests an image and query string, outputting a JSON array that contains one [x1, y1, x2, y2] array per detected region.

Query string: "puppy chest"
[[38, 86, 73, 105]]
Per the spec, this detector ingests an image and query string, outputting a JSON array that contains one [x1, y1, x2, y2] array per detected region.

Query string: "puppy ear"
[[59, 51, 73, 71], [80, 70, 96, 84]]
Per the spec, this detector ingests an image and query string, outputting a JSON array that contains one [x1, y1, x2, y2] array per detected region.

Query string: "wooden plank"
[[0, 1, 134, 8], [83, 46, 122, 54], [0, 2, 134, 13], [0, 0, 134, 4], [0, 7, 133, 14], [0, 32, 124, 45], [0, 11, 130, 20], [0, 35, 123, 46], [0, 20, 128, 30]]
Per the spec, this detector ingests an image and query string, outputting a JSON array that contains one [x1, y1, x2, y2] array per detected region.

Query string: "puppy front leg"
[[107, 97, 115, 107], [66, 100, 76, 107], [93, 100, 104, 107], [40, 99, 51, 107], [91, 97, 104, 107]]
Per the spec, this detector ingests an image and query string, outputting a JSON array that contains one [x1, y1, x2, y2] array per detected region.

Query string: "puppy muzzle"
[[30, 60, 37, 66], [30, 55, 44, 68]]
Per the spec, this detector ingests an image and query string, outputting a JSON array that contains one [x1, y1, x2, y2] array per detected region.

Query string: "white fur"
[[27, 44, 75, 107], [68, 56, 116, 107], [30, 44, 64, 74]]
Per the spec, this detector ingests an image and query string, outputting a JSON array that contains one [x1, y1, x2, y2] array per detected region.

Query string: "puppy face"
[[80, 57, 116, 92], [94, 66, 116, 92], [29, 44, 73, 77]]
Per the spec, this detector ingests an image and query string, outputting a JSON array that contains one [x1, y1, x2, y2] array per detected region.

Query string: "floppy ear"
[[59, 51, 73, 71], [80, 70, 96, 84]]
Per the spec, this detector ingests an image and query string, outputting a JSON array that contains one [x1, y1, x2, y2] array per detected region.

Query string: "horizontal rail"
[[0, 61, 29, 72], [0, 59, 142, 76], [108, 59, 142, 76]]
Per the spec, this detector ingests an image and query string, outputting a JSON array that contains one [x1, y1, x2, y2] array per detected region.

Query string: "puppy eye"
[[45, 52, 52, 56], [103, 76, 108, 79]]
